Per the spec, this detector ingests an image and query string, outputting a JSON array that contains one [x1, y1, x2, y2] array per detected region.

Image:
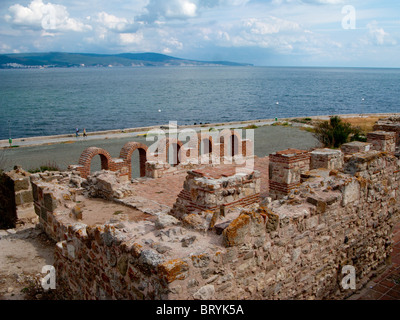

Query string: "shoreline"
[[1, 112, 399, 149]]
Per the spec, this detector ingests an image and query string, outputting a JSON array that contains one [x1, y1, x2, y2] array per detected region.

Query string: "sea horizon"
[[1, 65, 400, 140]]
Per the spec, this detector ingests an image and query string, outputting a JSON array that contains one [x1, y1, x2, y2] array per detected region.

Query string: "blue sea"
[[1, 66, 399, 140]]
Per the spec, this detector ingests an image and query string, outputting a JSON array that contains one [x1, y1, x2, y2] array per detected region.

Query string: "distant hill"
[[0, 52, 253, 68]]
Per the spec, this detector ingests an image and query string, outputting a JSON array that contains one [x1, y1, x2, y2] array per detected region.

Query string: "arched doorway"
[[119, 142, 148, 179], [78, 147, 112, 179]]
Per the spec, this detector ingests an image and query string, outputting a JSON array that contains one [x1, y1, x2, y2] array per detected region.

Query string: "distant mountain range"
[[0, 52, 253, 69]]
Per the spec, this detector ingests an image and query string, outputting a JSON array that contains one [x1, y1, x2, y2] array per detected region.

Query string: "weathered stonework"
[[4, 124, 399, 301], [72, 130, 254, 180], [341, 141, 372, 155], [367, 131, 396, 154], [269, 149, 310, 200], [169, 166, 260, 231], [310, 148, 344, 171], [4, 166, 33, 207], [0, 170, 17, 228], [373, 117, 400, 149], [49, 149, 399, 299]]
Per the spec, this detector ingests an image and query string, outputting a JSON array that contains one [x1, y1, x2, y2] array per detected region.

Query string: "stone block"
[[155, 214, 181, 229], [223, 213, 251, 247], [138, 249, 164, 274], [43, 192, 58, 212], [158, 259, 189, 283], [18, 189, 33, 205], [193, 285, 215, 300], [13, 177, 30, 192], [310, 148, 344, 170], [367, 131, 396, 153], [341, 141, 372, 155], [341, 180, 360, 206]]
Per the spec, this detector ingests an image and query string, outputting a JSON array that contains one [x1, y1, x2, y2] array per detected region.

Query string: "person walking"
[[83, 128, 87, 138], [76, 127, 79, 138]]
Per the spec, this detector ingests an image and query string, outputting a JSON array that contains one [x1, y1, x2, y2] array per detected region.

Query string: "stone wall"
[[341, 141, 372, 155], [3, 166, 33, 207], [28, 124, 400, 300], [45, 146, 399, 300], [0, 166, 34, 228], [72, 130, 254, 180], [30, 170, 85, 242], [367, 131, 396, 154], [169, 166, 261, 231], [373, 117, 400, 149], [0, 170, 17, 229], [269, 149, 310, 200], [310, 148, 344, 171]]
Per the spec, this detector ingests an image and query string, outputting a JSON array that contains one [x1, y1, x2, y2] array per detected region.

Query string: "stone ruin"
[[1, 126, 400, 300]]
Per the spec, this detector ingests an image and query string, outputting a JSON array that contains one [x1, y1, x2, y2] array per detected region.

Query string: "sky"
[[0, 0, 399, 67]]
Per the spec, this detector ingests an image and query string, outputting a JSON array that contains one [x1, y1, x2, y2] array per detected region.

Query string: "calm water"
[[1, 66, 399, 140]]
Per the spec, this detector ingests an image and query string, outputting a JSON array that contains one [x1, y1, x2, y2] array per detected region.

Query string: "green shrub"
[[314, 116, 361, 148]]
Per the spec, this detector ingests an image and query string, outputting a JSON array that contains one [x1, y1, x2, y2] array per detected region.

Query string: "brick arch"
[[119, 142, 149, 179], [78, 147, 113, 179], [197, 132, 214, 156], [180, 132, 199, 161], [219, 129, 242, 158], [157, 137, 185, 166]]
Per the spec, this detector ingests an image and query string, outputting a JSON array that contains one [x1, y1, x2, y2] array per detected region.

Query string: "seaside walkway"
[[2, 113, 399, 149]]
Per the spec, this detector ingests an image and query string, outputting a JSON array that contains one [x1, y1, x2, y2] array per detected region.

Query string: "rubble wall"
[[49, 149, 400, 300], [0, 171, 17, 228]]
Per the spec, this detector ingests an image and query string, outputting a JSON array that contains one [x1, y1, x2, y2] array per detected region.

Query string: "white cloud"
[[198, 16, 307, 53], [94, 12, 137, 33], [119, 32, 143, 44], [365, 21, 397, 46], [5, 0, 91, 32], [243, 17, 301, 35], [304, 0, 344, 4], [139, 0, 198, 22], [274, 0, 345, 4]]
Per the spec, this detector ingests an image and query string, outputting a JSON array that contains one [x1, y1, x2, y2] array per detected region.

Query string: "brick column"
[[269, 149, 310, 200], [310, 148, 343, 170], [367, 131, 396, 154], [340, 141, 372, 155]]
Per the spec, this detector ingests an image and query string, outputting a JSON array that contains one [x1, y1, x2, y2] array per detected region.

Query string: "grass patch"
[[243, 124, 258, 129], [292, 118, 313, 124], [272, 121, 291, 127], [301, 127, 315, 133], [137, 132, 160, 138], [271, 121, 292, 127], [113, 210, 124, 215], [28, 161, 60, 174]]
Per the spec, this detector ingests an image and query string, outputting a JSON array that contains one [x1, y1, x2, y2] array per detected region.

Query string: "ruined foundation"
[[2, 126, 400, 300]]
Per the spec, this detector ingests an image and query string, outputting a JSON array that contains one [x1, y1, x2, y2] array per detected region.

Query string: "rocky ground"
[[0, 217, 56, 300]]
